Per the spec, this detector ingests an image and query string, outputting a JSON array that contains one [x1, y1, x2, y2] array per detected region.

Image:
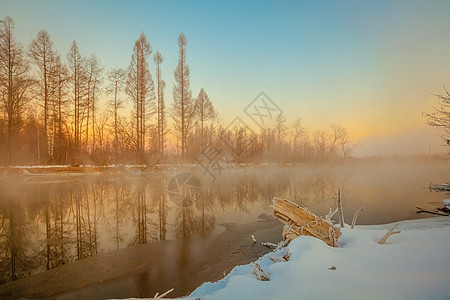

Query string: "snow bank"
[[10, 165, 70, 168], [190, 217, 450, 300], [444, 199, 450, 210]]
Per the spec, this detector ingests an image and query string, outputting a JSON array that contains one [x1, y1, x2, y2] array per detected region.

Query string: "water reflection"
[[0, 162, 447, 284]]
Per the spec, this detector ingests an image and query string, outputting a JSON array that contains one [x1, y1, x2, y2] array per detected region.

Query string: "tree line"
[[0, 16, 353, 166]]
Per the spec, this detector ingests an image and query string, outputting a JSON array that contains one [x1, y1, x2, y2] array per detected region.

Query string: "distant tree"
[[313, 130, 328, 160], [154, 51, 166, 156], [94, 111, 109, 163], [424, 87, 450, 146], [171, 32, 196, 160], [261, 127, 275, 155], [160, 80, 167, 155], [29, 30, 55, 164], [66, 41, 83, 160], [274, 114, 287, 145], [125, 32, 156, 161], [194, 88, 216, 150], [84, 55, 102, 160], [49, 53, 70, 163], [0, 17, 33, 165], [290, 118, 308, 161], [338, 128, 350, 158], [235, 126, 251, 162], [106, 68, 126, 163], [330, 124, 349, 157]]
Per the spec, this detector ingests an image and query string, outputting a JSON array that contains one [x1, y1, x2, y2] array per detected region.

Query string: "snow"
[[9, 165, 70, 168], [189, 217, 450, 300], [444, 199, 450, 210]]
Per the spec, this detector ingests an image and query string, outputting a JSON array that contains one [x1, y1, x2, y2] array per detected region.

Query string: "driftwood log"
[[272, 197, 341, 247], [416, 206, 449, 216], [429, 183, 450, 192]]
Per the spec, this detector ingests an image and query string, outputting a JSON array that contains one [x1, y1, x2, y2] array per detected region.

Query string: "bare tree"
[[274, 114, 287, 145], [126, 32, 156, 162], [160, 79, 167, 156], [171, 32, 195, 160], [0, 17, 33, 165], [194, 88, 216, 150], [107, 68, 126, 163], [66, 41, 83, 161], [330, 124, 349, 157], [29, 30, 55, 164], [84, 55, 102, 161], [313, 130, 328, 160], [424, 87, 450, 146], [94, 111, 109, 163], [49, 53, 69, 163], [154, 51, 166, 157], [338, 128, 350, 158], [290, 118, 308, 161]]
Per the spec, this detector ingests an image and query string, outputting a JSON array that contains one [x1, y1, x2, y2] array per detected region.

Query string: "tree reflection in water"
[[1, 163, 438, 285], [0, 169, 337, 284]]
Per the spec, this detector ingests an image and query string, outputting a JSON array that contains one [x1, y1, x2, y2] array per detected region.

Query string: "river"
[[0, 160, 447, 298]]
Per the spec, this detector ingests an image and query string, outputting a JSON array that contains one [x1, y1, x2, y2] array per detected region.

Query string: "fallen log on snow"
[[272, 197, 341, 247]]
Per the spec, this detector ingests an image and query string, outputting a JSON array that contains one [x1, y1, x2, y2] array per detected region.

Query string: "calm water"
[[0, 160, 448, 296]]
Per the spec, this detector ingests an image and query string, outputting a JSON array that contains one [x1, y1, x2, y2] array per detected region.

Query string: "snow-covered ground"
[[189, 217, 450, 300]]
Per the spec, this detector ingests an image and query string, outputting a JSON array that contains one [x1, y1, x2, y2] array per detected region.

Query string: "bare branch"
[[351, 207, 364, 229], [378, 223, 400, 244]]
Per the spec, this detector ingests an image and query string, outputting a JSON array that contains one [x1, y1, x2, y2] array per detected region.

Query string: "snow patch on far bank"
[[9, 165, 70, 168], [190, 217, 450, 300], [443, 199, 450, 210]]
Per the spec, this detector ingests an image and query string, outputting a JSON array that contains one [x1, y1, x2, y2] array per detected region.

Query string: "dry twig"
[[269, 255, 286, 263], [251, 262, 269, 281], [378, 223, 400, 244], [351, 207, 364, 229], [153, 288, 174, 299], [336, 189, 345, 228]]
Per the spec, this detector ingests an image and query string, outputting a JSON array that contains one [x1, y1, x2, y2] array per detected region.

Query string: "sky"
[[1, 0, 450, 155]]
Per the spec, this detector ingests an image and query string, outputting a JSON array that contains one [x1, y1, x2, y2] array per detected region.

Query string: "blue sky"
[[1, 0, 450, 153]]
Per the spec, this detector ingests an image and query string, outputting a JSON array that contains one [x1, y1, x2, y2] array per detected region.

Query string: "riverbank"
[[190, 216, 450, 299]]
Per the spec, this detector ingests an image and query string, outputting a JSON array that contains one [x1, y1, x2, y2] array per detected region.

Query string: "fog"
[[0, 159, 448, 286], [354, 126, 445, 157]]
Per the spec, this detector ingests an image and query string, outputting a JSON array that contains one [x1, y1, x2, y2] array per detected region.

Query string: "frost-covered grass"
[[190, 217, 450, 300]]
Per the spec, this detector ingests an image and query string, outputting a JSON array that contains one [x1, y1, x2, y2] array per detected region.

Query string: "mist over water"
[[0, 160, 448, 288]]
